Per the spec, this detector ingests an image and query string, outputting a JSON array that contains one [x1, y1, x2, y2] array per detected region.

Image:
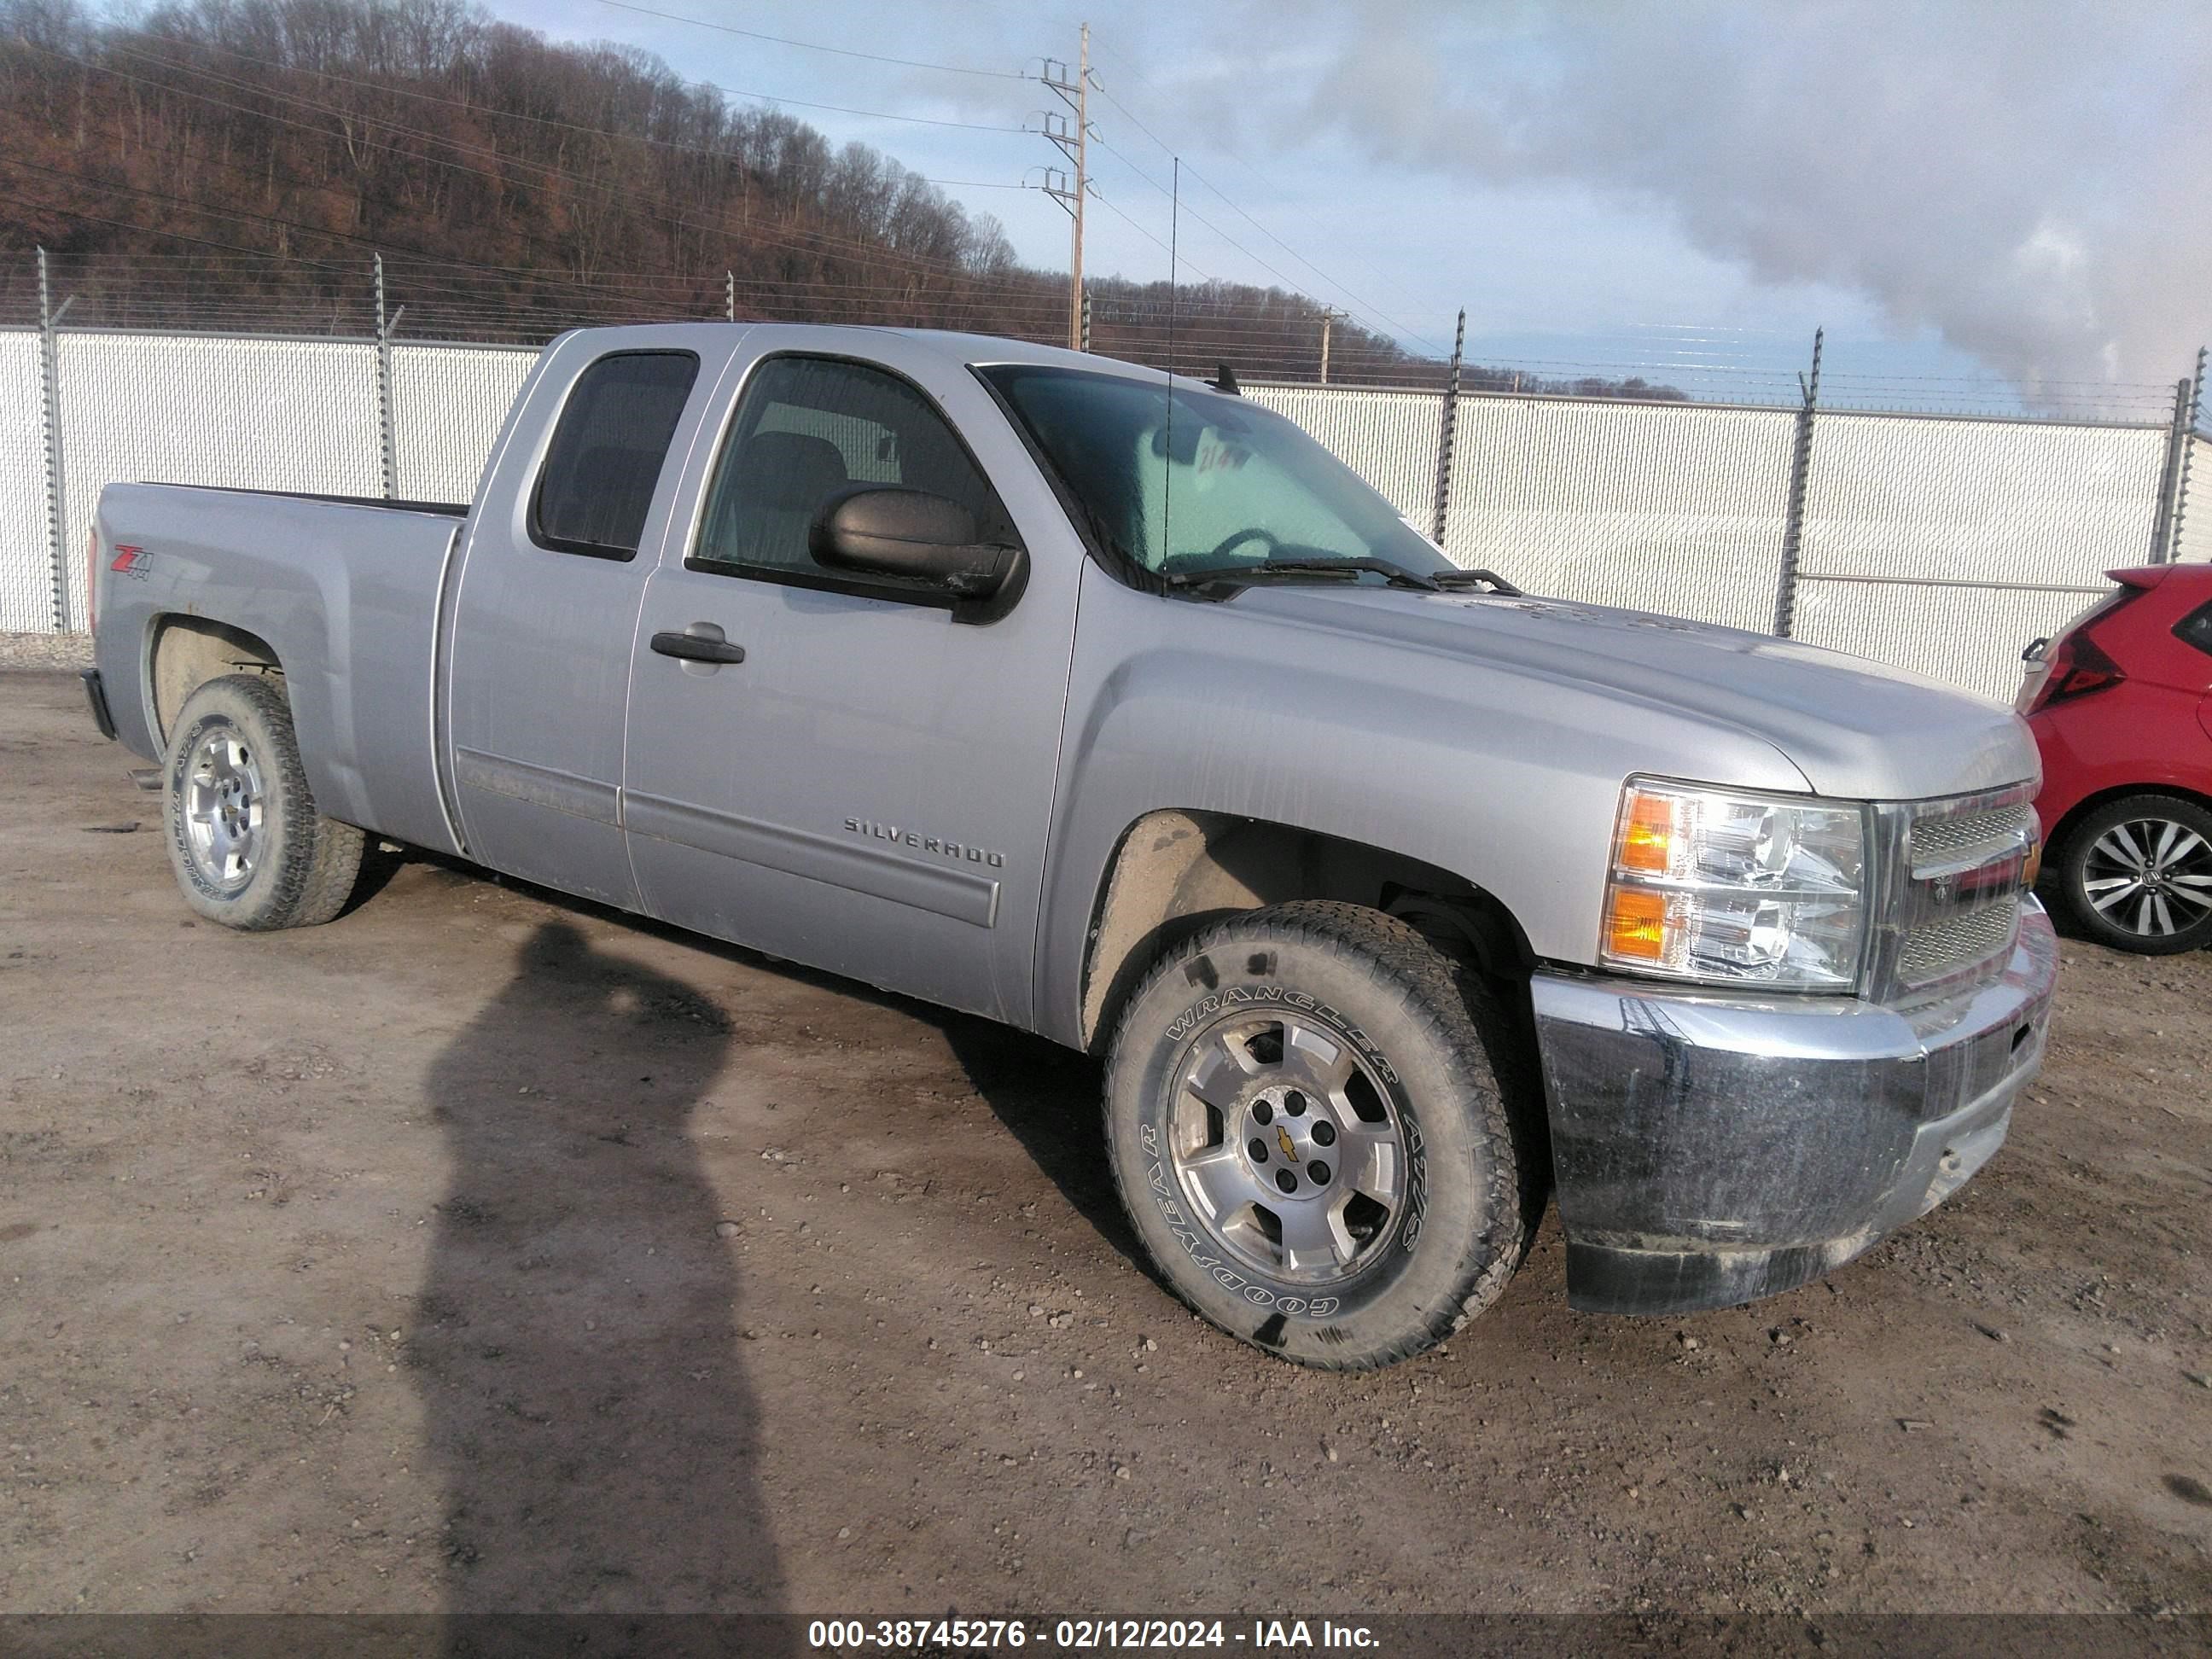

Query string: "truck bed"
[[91, 482, 469, 859]]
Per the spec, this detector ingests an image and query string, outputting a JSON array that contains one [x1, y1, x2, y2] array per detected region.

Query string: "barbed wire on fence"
[[2, 249, 2199, 422]]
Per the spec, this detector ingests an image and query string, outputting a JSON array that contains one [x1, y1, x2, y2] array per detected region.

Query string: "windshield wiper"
[[1164, 556, 1442, 592], [1428, 567, 1521, 596]]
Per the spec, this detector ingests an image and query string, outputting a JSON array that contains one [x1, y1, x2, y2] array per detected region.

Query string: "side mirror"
[[809, 486, 1018, 601]]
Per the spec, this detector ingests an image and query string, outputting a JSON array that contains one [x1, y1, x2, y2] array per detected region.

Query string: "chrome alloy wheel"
[[182, 728, 266, 893], [2081, 817, 2212, 939], [1167, 1010, 1409, 1284]]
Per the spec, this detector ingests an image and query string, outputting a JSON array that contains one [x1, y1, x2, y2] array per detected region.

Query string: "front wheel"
[[1103, 901, 1534, 1369], [2052, 792, 2212, 954]]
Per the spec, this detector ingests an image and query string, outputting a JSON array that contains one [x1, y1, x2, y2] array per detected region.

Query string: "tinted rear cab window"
[[532, 351, 700, 559]]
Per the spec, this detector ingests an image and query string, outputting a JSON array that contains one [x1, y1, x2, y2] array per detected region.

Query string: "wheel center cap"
[[1245, 1085, 1342, 1198]]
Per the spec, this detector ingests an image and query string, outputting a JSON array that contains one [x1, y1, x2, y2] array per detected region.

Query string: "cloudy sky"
[[515, 0, 2210, 406]]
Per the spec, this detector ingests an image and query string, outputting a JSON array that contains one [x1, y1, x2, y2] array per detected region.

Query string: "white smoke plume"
[[1237, 0, 2211, 395]]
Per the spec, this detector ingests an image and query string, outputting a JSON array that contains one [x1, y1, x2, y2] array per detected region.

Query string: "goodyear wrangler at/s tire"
[[1104, 901, 1531, 1369], [162, 674, 364, 931]]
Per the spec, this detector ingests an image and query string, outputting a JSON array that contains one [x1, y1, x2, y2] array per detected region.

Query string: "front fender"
[[1031, 567, 1809, 1049]]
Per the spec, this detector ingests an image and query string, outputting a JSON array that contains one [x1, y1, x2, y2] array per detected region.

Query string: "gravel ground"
[[0, 632, 93, 672], [1, 667, 2208, 1623]]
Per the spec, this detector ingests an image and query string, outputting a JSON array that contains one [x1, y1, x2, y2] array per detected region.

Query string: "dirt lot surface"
[[3, 667, 2210, 1624]]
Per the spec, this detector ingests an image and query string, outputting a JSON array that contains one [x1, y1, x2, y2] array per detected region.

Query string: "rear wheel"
[[1103, 901, 1534, 1369], [162, 673, 364, 930], [2052, 792, 2212, 954]]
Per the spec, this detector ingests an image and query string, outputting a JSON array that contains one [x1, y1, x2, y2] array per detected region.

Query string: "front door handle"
[[651, 629, 747, 665]]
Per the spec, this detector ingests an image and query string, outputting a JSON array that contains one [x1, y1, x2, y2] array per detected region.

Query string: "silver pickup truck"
[[82, 323, 2057, 1368]]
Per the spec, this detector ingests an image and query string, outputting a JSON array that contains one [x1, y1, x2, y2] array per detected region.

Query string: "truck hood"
[[1235, 585, 2037, 801]]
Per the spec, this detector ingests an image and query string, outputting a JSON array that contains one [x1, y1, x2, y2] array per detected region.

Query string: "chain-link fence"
[[1246, 361, 2208, 701], [5, 320, 2207, 704], [0, 329, 45, 632], [1421, 395, 1798, 637], [387, 342, 537, 504]]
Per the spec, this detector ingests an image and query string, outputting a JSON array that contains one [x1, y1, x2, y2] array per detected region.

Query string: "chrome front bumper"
[[1529, 899, 2058, 1316]]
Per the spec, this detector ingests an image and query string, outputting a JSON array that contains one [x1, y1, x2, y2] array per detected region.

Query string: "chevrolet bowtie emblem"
[[1276, 1126, 1297, 1161]]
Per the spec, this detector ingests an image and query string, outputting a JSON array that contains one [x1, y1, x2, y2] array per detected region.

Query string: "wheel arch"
[[148, 614, 284, 748], [2046, 779, 2212, 863], [1074, 807, 1537, 1053]]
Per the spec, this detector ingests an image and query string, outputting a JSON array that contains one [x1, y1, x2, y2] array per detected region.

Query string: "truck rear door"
[[620, 333, 1080, 1026], [444, 333, 737, 909]]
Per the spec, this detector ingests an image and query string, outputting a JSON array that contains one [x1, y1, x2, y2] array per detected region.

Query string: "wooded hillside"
[[0, 0, 1679, 396]]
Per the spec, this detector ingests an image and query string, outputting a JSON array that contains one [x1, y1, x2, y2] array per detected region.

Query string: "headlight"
[[1600, 778, 1869, 989]]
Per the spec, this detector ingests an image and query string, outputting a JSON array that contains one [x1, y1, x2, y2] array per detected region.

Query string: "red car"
[[2018, 562, 2212, 953]]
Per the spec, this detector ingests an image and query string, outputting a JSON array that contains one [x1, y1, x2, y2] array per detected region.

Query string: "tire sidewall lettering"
[[1164, 985, 1400, 1087]]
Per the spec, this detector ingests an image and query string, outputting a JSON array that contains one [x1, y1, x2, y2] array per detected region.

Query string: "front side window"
[[531, 351, 700, 559], [691, 355, 1014, 589], [978, 364, 1452, 584]]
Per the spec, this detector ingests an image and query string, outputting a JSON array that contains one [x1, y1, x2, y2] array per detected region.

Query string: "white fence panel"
[[1244, 384, 1444, 522], [1797, 414, 2167, 586], [1791, 415, 2170, 701], [55, 334, 382, 630], [1441, 395, 1799, 634], [0, 332, 49, 632], [2179, 435, 2212, 564], [390, 342, 537, 503], [2, 329, 2203, 703], [1790, 580, 2096, 708]]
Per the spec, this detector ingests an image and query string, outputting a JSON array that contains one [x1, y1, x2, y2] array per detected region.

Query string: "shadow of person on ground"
[[412, 920, 788, 1633], [384, 848, 1155, 1287]]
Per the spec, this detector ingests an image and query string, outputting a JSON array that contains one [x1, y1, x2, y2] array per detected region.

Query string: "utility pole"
[[1318, 308, 1343, 384], [1042, 25, 1092, 351]]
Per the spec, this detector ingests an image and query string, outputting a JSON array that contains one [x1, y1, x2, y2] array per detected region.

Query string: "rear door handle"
[[650, 629, 746, 665]]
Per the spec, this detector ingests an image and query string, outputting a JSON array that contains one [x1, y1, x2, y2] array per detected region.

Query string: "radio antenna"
[[1161, 155, 1180, 567]]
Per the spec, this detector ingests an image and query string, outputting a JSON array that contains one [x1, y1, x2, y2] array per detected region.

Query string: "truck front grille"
[[1895, 900, 2020, 985], [1872, 785, 2037, 999], [1908, 801, 2038, 874]]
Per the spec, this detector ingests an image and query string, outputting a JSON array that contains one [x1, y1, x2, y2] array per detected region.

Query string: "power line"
[[591, 0, 1034, 80], [1085, 31, 1447, 355], [1088, 193, 1219, 282], [1088, 136, 1348, 320]]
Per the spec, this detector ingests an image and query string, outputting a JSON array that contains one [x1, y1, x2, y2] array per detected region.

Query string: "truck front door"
[[621, 340, 1078, 1024]]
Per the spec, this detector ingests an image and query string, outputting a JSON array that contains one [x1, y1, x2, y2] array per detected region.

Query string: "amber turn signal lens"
[[1604, 888, 1670, 962], [1617, 791, 1676, 874], [2023, 833, 2042, 888]]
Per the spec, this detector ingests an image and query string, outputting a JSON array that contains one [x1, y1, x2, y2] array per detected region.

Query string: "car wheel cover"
[[2081, 816, 2212, 937], [182, 725, 267, 894], [1165, 1009, 1411, 1286]]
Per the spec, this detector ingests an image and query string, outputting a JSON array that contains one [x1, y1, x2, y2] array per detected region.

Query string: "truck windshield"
[[978, 364, 1454, 585]]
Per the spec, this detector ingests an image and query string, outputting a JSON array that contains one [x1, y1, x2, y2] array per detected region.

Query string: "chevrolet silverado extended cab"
[[83, 323, 2057, 1368]]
